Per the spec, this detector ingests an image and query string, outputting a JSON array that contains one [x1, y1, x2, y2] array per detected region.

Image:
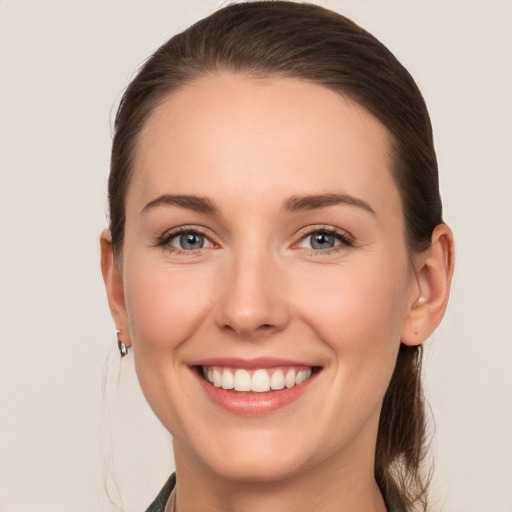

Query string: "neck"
[[172, 438, 387, 512]]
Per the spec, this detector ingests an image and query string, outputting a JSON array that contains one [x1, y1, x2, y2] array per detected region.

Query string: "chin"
[[186, 429, 319, 484], [209, 454, 310, 484]]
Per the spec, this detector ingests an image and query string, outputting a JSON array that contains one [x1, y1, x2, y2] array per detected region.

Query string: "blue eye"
[[309, 232, 337, 250], [177, 232, 204, 250], [164, 230, 212, 251], [298, 229, 352, 251]]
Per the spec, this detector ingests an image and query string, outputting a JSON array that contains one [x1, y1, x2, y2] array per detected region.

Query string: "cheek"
[[123, 259, 214, 353], [294, 257, 410, 380], [121, 257, 216, 428]]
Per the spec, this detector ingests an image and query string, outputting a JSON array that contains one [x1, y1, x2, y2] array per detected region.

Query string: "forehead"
[[129, 73, 401, 219]]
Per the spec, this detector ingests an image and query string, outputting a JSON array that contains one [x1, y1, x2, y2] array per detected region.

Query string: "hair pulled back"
[[108, 2, 443, 510]]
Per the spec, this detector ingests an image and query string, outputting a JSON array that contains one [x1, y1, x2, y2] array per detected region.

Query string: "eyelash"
[[295, 226, 355, 255], [156, 226, 355, 255], [156, 226, 214, 255]]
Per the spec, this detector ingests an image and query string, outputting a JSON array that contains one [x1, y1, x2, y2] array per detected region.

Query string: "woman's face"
[[114, 74, 421, 482]]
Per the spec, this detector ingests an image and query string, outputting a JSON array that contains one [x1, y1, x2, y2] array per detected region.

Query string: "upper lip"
[[188, 357, 319, 369]]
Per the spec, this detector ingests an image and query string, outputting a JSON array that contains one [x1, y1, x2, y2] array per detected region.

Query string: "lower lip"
[[193, 368, 319, 416]]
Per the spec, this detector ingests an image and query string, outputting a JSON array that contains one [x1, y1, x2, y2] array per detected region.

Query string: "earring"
[[414, 297, 426, 307], [116, 329, 128, 358]]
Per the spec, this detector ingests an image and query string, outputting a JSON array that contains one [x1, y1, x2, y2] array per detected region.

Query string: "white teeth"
[[251, 369, 271, 392], [285, 369, 296, 388], [234, 369, 251, 391], [221, 369, 234, 390], [296, 368, 312, 385], [212, 369, 222, 388], [270, 369, 285, 390], [203, 366, 314, 392]]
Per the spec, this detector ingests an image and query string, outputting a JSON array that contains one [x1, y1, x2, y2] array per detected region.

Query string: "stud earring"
[[414, 297, 426, 307], [116, 329, 128, 358]]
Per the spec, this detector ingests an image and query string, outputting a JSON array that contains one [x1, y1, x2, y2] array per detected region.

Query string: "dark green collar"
[[145, 473, 176, 512]]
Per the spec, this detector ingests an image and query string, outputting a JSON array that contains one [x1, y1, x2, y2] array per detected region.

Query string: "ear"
[[401, 224, 455, 346], [100, 229, 131, 348]]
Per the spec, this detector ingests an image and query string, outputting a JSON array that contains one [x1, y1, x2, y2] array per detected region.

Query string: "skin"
[[101, 74, 454, 512]]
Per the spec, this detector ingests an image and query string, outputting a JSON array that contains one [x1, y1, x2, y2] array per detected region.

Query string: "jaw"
[[171, 405, 384, 512]]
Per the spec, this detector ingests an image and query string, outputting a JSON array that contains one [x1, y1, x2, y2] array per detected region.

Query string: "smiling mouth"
[[196, 366, 321, 393]]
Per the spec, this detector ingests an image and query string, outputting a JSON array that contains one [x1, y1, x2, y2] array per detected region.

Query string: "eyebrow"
[[141, 194, 220, 215], [282, 193, 376, 216], [141, 192, 376, 217]]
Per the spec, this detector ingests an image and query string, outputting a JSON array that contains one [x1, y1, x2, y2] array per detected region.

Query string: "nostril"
[[255, 323, 278, 334], [219, 322, 278, 338]]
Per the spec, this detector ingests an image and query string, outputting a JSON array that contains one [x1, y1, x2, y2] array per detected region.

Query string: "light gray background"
[[1, 1, 511, 511]]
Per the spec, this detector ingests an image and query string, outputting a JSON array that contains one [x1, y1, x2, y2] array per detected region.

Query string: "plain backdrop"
[[1, 1, 511, 511]]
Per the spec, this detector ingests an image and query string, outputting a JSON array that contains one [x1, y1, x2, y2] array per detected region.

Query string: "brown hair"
[[108, 2, 442, 509]]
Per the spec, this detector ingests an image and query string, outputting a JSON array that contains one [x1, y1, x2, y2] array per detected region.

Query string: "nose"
[[214, 248, 290, 339]]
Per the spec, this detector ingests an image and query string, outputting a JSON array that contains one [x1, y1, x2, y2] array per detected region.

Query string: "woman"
[[100, 2, 454, 511]]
